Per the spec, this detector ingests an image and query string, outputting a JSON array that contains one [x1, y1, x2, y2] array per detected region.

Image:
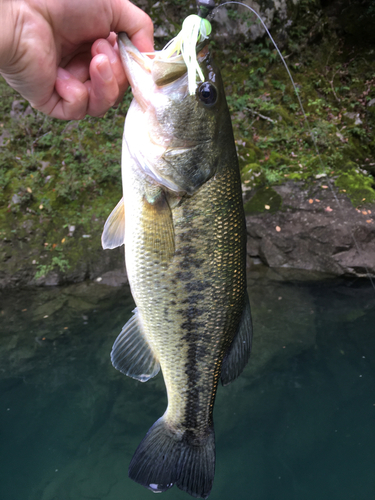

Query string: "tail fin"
[[128, 417, 215, 499]]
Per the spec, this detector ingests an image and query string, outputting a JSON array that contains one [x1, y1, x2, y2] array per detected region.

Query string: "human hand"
[[0, 0, 153, 120]]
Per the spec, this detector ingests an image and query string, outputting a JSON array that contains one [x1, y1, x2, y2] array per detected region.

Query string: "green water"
[[0, 271, 374, 500]]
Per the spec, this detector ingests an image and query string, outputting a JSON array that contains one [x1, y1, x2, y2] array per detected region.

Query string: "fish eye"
[[197, 82, 217, 107]]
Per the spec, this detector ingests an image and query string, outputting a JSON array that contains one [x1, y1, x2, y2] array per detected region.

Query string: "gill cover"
[[118, 33, 226, 195]]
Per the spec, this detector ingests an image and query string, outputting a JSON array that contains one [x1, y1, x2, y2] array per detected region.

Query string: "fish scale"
[[139, 164, 241, 387], [125, 157, 246, 429]]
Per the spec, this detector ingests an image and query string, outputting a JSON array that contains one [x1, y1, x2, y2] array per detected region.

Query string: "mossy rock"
[[240, 147, 258, 164], [335, 169, 375, 205], [241, 163, 266, 187], [244, 187, 282, 214]]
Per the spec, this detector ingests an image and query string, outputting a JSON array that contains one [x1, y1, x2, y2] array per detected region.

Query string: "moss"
[[244, 187, 282, 214], [218, 5, 375, 207], [335, 169, 375, 206], [241, 163, 267, 188], [0, 72, 124, 283]]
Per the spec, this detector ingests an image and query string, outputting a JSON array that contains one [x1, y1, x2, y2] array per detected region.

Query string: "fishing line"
[[210, 1, 375, 289]]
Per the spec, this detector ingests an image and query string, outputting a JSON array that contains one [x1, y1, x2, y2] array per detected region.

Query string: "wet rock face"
[[0, 234, 126, 289], [246, 181, 375, 277]]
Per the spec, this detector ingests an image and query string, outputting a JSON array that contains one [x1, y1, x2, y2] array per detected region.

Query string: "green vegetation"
[[0, 80, 131, 279], [220, 28, 375, 210], [34, 253, 70, 280]]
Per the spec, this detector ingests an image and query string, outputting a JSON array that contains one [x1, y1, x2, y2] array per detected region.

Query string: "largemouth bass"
[[102, 33, 253, 499]]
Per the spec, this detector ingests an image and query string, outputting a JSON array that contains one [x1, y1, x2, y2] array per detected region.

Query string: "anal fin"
[[221, 291, 253, 386], [111, 308, 160, 382]]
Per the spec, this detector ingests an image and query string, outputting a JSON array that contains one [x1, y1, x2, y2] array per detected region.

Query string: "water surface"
[[0, 270, 374, 500]]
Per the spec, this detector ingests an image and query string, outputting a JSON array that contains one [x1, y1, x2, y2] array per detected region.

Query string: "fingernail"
[[57, 67, 72, 81], [97, 41, 117, 64], [97, 56, 112, 82]]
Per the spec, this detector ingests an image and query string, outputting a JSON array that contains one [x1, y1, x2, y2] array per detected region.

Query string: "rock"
[[154, 25, 170, 37], [246, 181, 375, 278], [39, 161, 50, 171], [11, 194, 21, 205], [212, 0, 299, 42], [0, 225, 125, 289], [1, 180, 374, 287], [10, 100, 34, 120], [0, 127, 10, 146]]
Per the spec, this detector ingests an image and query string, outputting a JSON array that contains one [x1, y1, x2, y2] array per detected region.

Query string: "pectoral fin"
[[142, 185, 175, 263], [111, 308, 160, 382], [101, 198, 125, 249], [221, 292, 253, 386]]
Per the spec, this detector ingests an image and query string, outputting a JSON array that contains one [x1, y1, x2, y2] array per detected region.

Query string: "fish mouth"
[[118, 33, 189, 110], [118, 33, 189, 193], [118, 33, 153, 74], [118, 33, 154, 110], [118, 33, 209, 104]]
